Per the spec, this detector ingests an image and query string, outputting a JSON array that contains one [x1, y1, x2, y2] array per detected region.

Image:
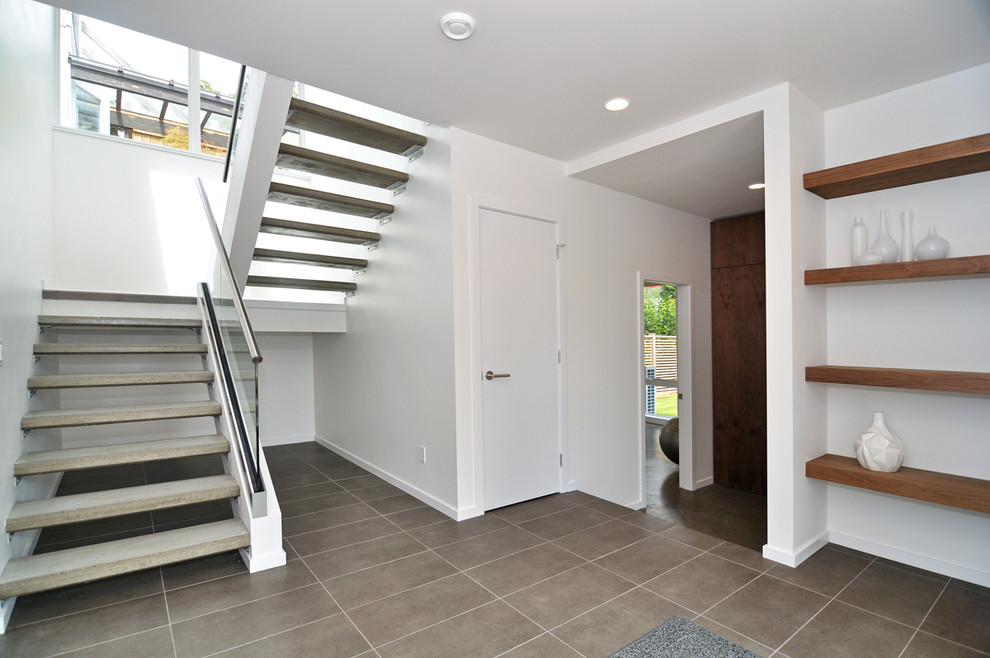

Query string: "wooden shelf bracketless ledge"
[[805, 255, 990, 285], [806, 454, 990, 515], [803, 132, 990, 199], [806, 365, 990, 395]]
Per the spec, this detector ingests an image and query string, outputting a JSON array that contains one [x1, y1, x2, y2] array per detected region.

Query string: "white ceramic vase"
[[850, 217, 867, 265], [870, 211, 898, 264], [916, 226, 950, 260], [899, 211, 915, 262], [855, 411, 904, 472]]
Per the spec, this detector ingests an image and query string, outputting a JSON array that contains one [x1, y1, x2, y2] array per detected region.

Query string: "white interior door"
[[480, 207, 560, 510]]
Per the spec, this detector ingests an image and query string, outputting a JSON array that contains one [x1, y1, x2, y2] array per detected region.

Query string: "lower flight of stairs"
[[246, 95, 427, 300], [0, 314, 249, 601]]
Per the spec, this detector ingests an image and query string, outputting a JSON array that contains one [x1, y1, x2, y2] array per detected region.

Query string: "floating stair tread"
[[804, 132, 990, 199], [34, 343, 207, 355], [805, 365, 990, 394], [0, 519, 249, 599], [285, 97, 427, 155], [259, 217, 380, 245], [268, 182, 394, 218], [21, 401, 222, 430], [805, 255, 990, 285], [806, 454, 990, 515], [39, 315, 201, 330], [246, 276, 357, 293], [275, 143, 408, 188], [28, 371, 214, 390], [6, 475, 239, 532], [14, 434, 229, 476], [252, 248, 368, 270]]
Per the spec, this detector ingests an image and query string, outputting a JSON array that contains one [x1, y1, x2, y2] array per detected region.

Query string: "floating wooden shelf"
[[804, 132, 990, 199], [806, 365, 990, 395], [805, 254, 990, 285], [806, 454, 990, 515]]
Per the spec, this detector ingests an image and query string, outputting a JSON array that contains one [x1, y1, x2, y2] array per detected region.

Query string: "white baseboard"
[[762, 531, 830, 567], [314, 436, 466, 520], [692, 476, 714, 490], [262, 434, 316, 447], [241, 546, 287, 573], [829, 531, 990, 587]]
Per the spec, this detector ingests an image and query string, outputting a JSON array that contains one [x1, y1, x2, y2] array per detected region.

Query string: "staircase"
[[0, 312, 249, 600], [245, 96, 427, 300]]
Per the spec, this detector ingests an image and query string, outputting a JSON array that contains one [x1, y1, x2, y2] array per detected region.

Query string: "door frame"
[[638, 272, 698, 500], [468, 197, 567, 511]]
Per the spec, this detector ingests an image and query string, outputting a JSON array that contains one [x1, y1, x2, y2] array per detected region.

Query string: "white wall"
[[258, 333, 316, 445], [0, 0, 58, 629], [821, 63, 990, 584], [312, 124, 460, 514], [449, 129, 713, 517], [52, 129, 224, 296]]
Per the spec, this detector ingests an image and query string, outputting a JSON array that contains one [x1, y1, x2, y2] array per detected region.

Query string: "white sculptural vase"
[[855, 411, 904, 472], [870, 211, 899, 264]]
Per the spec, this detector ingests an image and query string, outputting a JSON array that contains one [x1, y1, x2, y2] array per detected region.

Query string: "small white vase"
[[916, 226, 950, 260], [899, 211, 915, 262], [870, 211, 898, 264], [850, 217, 867, 265], [855, 411, 904, 472], [854, 250, 883, 266]]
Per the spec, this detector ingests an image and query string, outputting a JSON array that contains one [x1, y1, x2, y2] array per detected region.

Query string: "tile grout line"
[[766, 555, 878, 655], [895, 578, 949, 658]]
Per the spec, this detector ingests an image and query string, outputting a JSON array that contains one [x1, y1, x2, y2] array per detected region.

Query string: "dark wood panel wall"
[[711, 212, 767, 495]]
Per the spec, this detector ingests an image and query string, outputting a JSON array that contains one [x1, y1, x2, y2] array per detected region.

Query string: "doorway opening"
[[642, 281, 682, 509]]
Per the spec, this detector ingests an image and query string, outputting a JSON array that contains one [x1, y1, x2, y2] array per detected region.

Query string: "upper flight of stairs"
[[0, 313, 249, 600], [247, 95, 427, 300]]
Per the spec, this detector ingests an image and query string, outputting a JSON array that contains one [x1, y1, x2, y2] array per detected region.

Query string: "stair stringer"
[[195, 298, 285, 573], [222, 69, 296, 290]]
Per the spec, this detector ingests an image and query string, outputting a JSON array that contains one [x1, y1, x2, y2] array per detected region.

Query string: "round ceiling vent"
[[440, 12, 475, 40]]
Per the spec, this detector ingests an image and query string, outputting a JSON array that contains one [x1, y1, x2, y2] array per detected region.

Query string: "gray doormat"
[[609, 616, 760, 658]]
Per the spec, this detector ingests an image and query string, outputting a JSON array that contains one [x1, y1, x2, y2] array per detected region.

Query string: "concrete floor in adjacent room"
[[1, 442, 987, 656]]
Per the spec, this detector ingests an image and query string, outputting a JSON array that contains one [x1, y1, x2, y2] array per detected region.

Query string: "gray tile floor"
[[1, 441, 988, 657]]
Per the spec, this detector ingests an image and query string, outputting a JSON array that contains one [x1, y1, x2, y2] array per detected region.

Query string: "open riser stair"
[[0, 313, 250, 601], [247, 93, 426, 302]]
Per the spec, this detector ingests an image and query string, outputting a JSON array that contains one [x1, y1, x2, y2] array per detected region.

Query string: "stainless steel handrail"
[[198, 282, 265, 497], [195, 176, 262, 364], [222, 65, 247, 183]]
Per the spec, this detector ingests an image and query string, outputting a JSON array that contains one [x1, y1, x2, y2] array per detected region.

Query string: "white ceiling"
[[49, 0, 990, 218]]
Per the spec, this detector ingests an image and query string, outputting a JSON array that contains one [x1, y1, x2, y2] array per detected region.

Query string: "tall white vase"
[[855, 411, 904, 472], [850, 217, 867, 265], [899, 211, 915, 262], [870, 211, 898, 264]]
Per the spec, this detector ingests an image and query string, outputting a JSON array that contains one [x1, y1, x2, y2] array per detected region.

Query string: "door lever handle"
[[485, 371, 511, 380]]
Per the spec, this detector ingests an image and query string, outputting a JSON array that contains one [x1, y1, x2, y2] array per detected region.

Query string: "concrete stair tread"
[[39, 316, 201, 330], [14, 434, 229, 476], [6, 475, 239, 533], [28, 371, 214, 390], [259, 217, 380, 246], [252, 248, 368, 271], [34, 343, 207, 355], [21, 401, 222, 430], [275, 143, 408, 189], [285, 97, 427, 155], [268, 182, 394, 219], [0, 519, 249, 599], [246, 276, 357, 293]]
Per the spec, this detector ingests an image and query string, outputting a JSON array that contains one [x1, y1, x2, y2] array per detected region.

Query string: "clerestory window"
[[58, 10, 242, 157]]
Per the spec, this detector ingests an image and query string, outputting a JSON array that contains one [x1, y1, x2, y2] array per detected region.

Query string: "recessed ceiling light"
[[440, 12, 475, 40], [748, 183, 766, 190], [604, 97, 630, 112]]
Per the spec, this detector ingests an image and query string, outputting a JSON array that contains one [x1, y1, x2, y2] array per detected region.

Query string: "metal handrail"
[[222, 65, 247, 183], [195, 176, 262, 364], [198, 282, 265, 496]]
